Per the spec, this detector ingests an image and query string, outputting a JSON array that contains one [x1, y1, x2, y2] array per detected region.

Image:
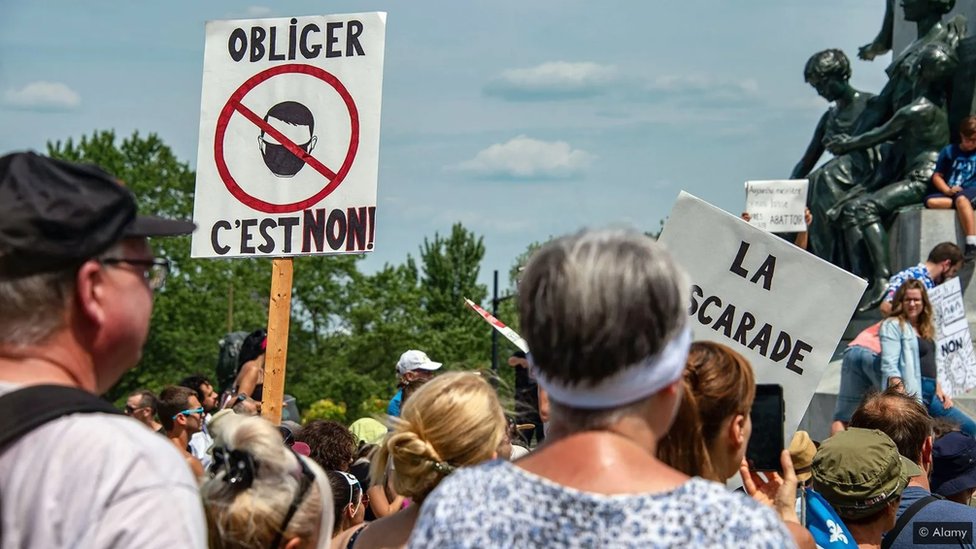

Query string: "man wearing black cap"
[[0, 152, 205, 547]]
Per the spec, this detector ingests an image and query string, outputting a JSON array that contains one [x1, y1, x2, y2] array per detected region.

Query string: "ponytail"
[[657, 381, 715, 479]]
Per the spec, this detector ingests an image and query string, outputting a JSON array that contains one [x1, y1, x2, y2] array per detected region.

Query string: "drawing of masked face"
[[258, 112, 318, 178]]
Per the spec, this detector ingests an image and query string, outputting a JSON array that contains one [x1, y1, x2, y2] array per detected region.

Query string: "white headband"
[[532, 327, 692, 409]]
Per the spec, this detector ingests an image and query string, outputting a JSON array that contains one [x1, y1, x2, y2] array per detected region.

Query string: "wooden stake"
[[261, 257, 293, 425]]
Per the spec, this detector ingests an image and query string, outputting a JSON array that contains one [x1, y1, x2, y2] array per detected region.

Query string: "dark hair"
[[933, 418, 962, 439], [237, 329, 267, 368], [658, 342, 756, 480], [325, 470, 361, 534], [295, 420, 357, 472], [803, 49, 851, 83], [263, 101, 315, 136], [849, 387, 932, 464], [927, 242, 963, 265], [960, 115, 976, 139], [179, 374, 212, 402], [517, 228, 687, 387], [129, 389, 158, 413], [157, 386, 198, 432]]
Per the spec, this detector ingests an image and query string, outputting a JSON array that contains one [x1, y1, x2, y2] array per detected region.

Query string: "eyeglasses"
[[124, 405, 148, 415], [100, 257, 170, 290], [270, 452, 315, 549], [171, 406, 204, 420]]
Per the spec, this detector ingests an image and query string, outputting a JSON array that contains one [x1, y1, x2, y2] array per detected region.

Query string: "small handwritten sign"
[[744, 180, 808, 233]]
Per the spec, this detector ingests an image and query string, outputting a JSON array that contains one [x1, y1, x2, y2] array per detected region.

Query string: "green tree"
[[416, 223, 490, 364]]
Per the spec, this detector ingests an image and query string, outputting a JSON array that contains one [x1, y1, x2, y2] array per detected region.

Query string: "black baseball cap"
[[0, 151, 195, 275]]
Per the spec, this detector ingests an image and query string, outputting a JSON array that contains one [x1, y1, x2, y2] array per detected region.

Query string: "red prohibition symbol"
[[214, 63, 360, 214]]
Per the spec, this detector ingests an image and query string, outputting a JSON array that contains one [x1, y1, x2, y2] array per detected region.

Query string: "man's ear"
[[283, 536, 303, 549], [75, 260, 108, 326], [921, 435, 934, 471], [257, 135, 266, 154], [307, 135, 317, 153]]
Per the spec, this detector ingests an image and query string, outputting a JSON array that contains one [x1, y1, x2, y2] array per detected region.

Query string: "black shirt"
[[918, 337, 938, 379]]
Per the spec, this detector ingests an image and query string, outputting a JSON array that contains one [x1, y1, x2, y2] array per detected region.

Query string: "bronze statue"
[[800, 0, 964, 278], [859, 0, 896, 61], [793, 50, 879, 264], [826, 41, 957, 311]]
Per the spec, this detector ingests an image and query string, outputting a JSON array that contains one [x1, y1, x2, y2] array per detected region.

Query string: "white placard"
[[191, 13, 386, 258], [659, 191, 866, 439], [744, 179, 808, 233], [929, 277, 976, 397]]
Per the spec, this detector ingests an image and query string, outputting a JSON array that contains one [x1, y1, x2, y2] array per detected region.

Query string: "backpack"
[[0, 385, 122, 450], [215, 330, 249, 393]]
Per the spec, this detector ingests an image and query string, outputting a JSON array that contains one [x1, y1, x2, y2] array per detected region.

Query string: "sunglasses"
[[124, 405, 148, 415], [171, 406, 204, 420]]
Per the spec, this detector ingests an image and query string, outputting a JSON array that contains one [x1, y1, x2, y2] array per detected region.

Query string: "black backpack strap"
[[882, 494, 943, 549], [0, 385, 122, 451]]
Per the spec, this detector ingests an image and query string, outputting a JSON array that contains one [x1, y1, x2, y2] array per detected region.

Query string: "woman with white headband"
[[408, 227, 794, 547]]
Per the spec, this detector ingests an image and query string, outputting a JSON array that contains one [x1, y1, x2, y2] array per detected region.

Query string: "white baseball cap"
[[396, 350, 442, 376]]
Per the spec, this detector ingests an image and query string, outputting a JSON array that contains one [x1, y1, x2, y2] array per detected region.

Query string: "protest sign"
[[744, 180, 808, 233], [659, 191, 866, 439], [929, 277, 976, 397], [191, 13, 386, 258], [464, 298, 529, 353]]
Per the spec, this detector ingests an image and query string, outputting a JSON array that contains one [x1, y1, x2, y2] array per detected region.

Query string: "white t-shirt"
[[188, 414, 214, 470], [0, 383, 207, 548]]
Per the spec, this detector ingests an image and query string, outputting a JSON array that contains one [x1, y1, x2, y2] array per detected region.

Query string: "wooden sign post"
[[261, 258, 293, 424]]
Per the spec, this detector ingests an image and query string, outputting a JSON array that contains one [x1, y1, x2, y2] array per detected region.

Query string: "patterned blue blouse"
[[408, 459, 793, 548]]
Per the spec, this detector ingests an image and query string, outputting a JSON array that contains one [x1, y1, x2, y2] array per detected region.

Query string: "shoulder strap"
[[881, 494, 942, 549], [0, 385, 122, 451]]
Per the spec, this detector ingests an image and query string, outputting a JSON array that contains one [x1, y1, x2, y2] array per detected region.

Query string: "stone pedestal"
[[888, 207, 976, 329]]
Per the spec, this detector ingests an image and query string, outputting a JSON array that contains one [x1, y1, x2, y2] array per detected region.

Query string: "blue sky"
[[0, 1, 894, 291]]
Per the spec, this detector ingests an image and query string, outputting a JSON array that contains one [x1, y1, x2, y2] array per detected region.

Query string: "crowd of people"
[[5, 152, 976, 548]]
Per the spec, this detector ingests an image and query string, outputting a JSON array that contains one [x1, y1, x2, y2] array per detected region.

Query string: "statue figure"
[[826, 41, 957, 311], [801, 0, 964, 275], [852, 0, 963, 136], [792, 50, 879, 264], [859, 0, 896, 61]]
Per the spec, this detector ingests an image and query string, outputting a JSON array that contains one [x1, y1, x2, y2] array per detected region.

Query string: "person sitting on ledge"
[[925, 115, 976, 261]]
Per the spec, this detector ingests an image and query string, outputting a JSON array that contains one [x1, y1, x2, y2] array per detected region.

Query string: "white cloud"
[[452, 135, 594, 179], [485, 62, 618, 101], [3, 81, 80, 111], [641, 75, 760, 106], [245, 6, 273, 17]]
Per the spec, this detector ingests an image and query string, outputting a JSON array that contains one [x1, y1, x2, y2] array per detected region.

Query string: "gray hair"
[[0, 242, 124, 347], [0, 266, 77, 346], [518, 227, 689, 389]]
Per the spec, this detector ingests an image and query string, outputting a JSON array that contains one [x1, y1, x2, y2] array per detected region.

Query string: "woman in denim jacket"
[[881, 279, 976, 434]]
